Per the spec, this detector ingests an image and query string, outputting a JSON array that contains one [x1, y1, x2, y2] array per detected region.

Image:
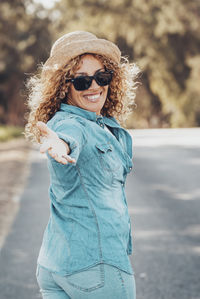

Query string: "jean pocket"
[[95, 143, 121, 172], [66, 264, 104, 292]]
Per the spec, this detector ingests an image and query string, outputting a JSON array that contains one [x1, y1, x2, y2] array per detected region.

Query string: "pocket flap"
[[95, 143, 112, 153]]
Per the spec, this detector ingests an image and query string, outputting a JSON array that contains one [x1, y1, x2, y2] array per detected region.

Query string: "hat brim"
[[43, 38, 121, 72]]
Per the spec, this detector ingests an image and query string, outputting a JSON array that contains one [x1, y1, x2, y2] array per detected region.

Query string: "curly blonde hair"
[[24, 53, 140, 143]]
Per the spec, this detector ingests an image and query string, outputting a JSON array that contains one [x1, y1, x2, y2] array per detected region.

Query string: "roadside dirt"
[[0, 137, 32, 249]]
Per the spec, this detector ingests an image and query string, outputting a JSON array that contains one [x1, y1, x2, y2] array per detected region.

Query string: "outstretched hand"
[[37, 121, 76, 165]]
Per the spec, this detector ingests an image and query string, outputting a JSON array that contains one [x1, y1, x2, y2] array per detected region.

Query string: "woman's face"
[[67, 54, 109, 115]]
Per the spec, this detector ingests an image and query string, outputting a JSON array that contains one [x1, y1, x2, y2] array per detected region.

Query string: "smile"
[[83, 92, 102, 102]]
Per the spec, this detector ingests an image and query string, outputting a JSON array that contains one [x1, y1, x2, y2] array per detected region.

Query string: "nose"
[[89, 77, 99, 89]]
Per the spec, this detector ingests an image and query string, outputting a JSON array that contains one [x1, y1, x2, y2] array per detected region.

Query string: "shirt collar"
[[60, 103, 121, 128]]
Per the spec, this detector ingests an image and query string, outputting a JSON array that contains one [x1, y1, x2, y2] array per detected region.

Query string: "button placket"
[[96, 115, 105, 128]]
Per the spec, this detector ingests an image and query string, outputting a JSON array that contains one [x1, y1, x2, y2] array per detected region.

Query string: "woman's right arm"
[[37, 121, 76, 165]]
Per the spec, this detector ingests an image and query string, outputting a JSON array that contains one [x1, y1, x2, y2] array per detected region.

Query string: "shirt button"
[[100, 124, 103, 127], [129, 167, 132, 170], [121, 182, 124, 187]]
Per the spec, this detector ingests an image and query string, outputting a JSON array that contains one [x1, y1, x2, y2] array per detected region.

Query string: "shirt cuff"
[[56, 132, 80, 164]]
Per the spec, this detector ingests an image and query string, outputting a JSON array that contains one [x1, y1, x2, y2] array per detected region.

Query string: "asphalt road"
[[128, 128, 200, 299], [0, 128, 199, 299]]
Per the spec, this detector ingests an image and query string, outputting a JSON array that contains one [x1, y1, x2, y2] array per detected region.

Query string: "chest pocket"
[[95, 143, 121, 172]]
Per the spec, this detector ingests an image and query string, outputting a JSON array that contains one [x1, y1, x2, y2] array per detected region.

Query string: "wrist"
[[59, 138, 71, 155]]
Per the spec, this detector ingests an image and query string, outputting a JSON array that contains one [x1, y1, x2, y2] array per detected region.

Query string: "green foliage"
[[0, 125, 24, 142], [0, 0, 199, 128], [50, 0, 200, 128], [0, 0, 53, 126]]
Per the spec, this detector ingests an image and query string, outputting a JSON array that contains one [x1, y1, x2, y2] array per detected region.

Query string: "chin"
[[82, 100, 105, 114]]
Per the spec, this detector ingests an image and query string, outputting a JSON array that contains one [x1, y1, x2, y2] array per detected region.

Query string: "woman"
[[25, 31, 139, 299]]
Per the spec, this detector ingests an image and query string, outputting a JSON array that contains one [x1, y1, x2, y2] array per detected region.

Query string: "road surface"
[[0, 128, 199, 299]]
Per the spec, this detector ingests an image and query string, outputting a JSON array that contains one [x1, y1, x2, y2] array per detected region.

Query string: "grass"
[[0, 125, 24, 142]]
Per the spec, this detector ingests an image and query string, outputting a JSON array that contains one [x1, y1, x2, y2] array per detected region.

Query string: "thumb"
[[37, 121, 57, 139]]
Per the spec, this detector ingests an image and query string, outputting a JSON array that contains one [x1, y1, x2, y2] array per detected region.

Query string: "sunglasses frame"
[[65, 69, 114, 91]]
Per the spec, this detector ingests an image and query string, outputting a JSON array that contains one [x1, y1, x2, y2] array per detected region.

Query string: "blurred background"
[[0, 0, 200, 139]]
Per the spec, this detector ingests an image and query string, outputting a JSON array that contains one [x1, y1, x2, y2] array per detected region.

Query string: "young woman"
[[25, 31, 139, 299]]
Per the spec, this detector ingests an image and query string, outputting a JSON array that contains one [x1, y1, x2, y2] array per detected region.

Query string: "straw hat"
[[43, 31, 121, 73]]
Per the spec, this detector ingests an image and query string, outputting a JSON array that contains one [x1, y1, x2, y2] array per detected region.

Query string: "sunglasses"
[[65, 70, 113, 91]]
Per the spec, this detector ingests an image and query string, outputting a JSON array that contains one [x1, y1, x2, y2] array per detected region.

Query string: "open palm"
[[37, 121, 76, 165]]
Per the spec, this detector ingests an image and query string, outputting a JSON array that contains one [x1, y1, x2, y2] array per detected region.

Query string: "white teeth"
[[86, 94, 100, 100], [87, 94, 99, 100]]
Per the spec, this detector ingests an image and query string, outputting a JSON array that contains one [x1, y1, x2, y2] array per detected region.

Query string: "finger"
[[48, 148, 57, 159], [37, 121, 57, 139], [37, 121, 49, 136], [48, 150, 67, 165], [49, 151, 68, 164], [52, 152, 58, 159], [62, 154, 76, 164], [55, 157, 68, 165], [40, 140, 52, 153]]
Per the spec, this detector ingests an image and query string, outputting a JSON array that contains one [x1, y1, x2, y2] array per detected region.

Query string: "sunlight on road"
[[0, 151, 29, 162], [130, 128, 200, 147], [149, 184, 200, 201]]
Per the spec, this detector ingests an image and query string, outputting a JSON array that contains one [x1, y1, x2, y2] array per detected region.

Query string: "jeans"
[[36, 263, 136, 299]]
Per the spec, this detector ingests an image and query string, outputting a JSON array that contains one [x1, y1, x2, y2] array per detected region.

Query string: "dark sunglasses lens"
[[73, 76, 92, 91], [96, 72, 112, 86], [72, 71, 113, 91]]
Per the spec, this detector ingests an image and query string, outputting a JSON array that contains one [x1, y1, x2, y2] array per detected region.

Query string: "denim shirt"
[[37, 103, 134, 275]]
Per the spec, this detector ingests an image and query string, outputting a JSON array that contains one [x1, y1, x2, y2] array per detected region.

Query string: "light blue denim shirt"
[[37, 103, 134, 275]]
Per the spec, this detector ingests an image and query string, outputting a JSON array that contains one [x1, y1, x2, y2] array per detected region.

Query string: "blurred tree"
[[0, 0, 52, 125], [50, 0, 200, 128], [1, 0, 199, 128]]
